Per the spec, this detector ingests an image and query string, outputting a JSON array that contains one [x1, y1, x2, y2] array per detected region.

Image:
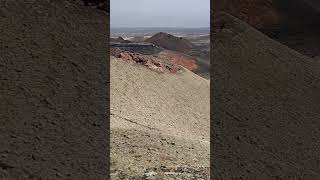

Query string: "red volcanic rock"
[[110, 47, 198, 73], [119, 52, 133, 61], [110, 48, 182, 73], [158, 51, 198, 72], [145, 32, 193, 53], [110, 47, 122, 57]]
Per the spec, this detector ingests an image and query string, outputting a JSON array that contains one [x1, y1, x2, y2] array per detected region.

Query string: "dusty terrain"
[[1, 0, 109, 179], [211, 11, 320, 179], [110, 56, 210, 179]]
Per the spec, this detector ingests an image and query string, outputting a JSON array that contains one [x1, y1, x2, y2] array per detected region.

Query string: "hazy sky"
[[110, 0, 210, 28]]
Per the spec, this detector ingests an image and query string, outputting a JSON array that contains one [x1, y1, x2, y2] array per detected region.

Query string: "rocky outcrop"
[[110, 47, 200, 74], [110, 48, 181, 73]]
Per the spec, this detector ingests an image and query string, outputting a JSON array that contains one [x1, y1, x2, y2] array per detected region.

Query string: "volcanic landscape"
[[110, 28, 210, 179]]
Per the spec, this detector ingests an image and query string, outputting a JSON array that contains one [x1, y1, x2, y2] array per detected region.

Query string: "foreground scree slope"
[[212, 12, 320, 179], [0, 1, 108, 179], [110, 56, 210, 179]]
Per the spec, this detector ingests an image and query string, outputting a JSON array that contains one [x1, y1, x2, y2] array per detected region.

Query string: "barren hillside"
[[110, 56, 210, 179], [212, 12, 320, 179]]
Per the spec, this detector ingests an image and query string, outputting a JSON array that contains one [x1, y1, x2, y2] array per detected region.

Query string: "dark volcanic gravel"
[[0, 1, 109, 179], [211, 12, 320, 179]]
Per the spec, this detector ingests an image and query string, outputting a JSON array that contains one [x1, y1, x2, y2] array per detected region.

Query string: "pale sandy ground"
[[110, 56, 210, 179]]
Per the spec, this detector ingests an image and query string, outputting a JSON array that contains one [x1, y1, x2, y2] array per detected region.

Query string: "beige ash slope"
[[110, 56, 210, 178]]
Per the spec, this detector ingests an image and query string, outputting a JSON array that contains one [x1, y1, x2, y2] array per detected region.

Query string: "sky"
[[110, 0, 210, 28]]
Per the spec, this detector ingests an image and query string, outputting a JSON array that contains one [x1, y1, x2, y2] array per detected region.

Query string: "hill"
[[110, 36, 131, 43], [145, 32, 193, 53], [212, 12, 320, 179], [110, 56, 210, 178]]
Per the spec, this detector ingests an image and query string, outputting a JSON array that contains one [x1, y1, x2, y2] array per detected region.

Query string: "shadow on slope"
[[213, 0, 320, 57], [212, 11, 320, 179], [1, 0, 108, 179]]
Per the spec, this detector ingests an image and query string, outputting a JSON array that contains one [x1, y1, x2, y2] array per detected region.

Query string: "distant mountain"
[[110, 36, 131, 43], [110, 27, 209, 34], [145, 32, 193, 53]]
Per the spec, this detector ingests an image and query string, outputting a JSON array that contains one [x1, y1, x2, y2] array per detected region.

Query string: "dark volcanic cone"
[[145, 32, 193, 53]]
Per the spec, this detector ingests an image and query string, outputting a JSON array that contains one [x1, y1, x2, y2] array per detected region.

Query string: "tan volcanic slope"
[[110, 56, 210, 178], [212, 12, 320, 179]]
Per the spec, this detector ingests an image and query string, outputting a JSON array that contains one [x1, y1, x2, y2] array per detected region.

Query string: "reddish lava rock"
[[158, 51, 198, 72], [110, 47, 122, 56], [110, 48, 182, 73]]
